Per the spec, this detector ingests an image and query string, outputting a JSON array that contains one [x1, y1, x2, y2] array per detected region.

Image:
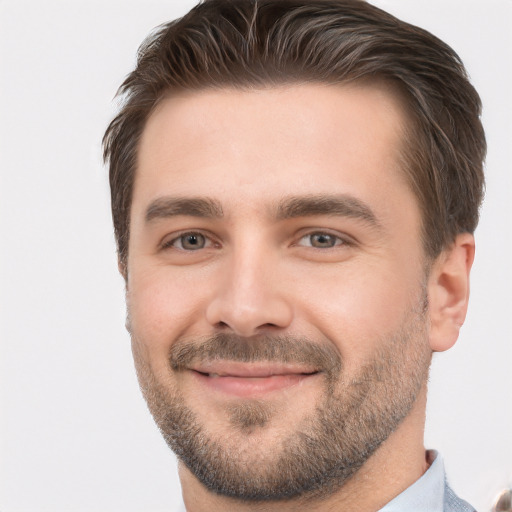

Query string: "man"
[[103, 0, 485, 510]]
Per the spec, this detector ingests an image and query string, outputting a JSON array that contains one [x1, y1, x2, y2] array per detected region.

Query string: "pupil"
[[183, 234, 204, 249], [313, 234, 333, 247]]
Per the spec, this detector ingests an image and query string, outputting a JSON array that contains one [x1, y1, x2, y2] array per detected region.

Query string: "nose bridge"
[[205, 237, 293, 336]]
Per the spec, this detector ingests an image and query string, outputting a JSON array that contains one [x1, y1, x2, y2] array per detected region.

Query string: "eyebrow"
[[144, 193, 381, 229], [275, 194, 381, 228], [145, 196, 224, 222]]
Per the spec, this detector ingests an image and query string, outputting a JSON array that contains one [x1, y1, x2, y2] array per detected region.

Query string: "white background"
[[0, 1, 510, 511]]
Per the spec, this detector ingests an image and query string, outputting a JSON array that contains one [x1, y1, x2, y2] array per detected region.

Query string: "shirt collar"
[[378, 450, 445, 512]]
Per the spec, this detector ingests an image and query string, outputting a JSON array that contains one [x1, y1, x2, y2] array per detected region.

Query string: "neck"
[[180, 384, 429, 512]]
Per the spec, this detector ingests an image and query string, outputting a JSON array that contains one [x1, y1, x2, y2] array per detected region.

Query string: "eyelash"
[[296, 231, 351, 249]]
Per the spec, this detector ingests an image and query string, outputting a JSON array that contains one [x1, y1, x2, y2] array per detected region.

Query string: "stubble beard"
[[130, 296, 432, 502]]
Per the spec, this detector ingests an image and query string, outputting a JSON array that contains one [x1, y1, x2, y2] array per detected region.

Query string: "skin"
[[126, 83, 474, 511]]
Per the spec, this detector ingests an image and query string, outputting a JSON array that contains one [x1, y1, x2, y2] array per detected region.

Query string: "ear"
[[427, 233, 475, 352]]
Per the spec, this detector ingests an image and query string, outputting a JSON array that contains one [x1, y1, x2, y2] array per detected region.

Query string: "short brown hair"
[[103, 0, 486, 271]]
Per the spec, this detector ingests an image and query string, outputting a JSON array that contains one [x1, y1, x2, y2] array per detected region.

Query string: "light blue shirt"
[[379, 451, 475, 512]]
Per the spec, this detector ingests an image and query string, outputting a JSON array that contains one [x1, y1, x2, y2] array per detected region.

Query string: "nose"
[[205, 246, 294, 337]]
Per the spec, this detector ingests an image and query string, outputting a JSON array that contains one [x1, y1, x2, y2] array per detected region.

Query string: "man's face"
[[126, 84, 433, 500]]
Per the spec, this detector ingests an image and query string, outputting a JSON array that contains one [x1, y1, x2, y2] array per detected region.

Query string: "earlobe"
[[427, 233, 475, 352]]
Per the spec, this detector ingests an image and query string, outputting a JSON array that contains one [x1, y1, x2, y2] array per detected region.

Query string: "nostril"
[[213, 320, 281, 334]]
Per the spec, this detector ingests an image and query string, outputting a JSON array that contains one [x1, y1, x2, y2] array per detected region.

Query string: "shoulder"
[[444, 481, 477, 512]]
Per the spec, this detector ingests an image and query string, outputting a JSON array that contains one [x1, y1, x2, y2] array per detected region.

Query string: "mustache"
[[169, 333, 342, 376]]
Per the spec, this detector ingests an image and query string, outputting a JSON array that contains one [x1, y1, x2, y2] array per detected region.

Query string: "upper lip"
[[191, 361, 319, 378]]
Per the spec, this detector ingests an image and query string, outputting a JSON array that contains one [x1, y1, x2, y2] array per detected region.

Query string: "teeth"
[[209, 373, 220, 378]]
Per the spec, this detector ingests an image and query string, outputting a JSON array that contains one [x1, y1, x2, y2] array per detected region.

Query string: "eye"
[[164, 232, 210, 251], [298, 232, 345, 249]]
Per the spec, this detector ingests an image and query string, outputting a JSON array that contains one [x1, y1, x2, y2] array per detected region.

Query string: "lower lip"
[[191, 371, 317, 397]]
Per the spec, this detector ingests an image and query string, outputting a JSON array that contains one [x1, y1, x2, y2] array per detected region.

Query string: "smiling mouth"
[[189, 363, 320, 397]]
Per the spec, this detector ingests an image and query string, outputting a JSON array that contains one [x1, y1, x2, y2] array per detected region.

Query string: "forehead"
[[133, 83, 415, 220]]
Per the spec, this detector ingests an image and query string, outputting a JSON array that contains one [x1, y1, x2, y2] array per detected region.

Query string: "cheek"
[[293, 261, 422, 362], [127, 266, 209, 354]]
